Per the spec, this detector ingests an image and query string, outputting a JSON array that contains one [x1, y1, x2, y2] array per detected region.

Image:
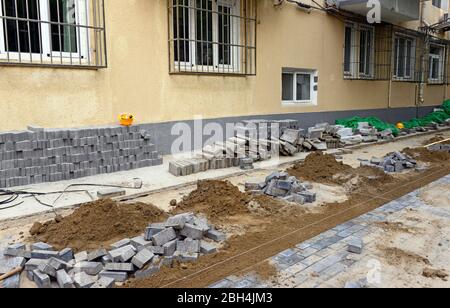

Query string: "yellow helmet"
[[396, 123, 405, 129]]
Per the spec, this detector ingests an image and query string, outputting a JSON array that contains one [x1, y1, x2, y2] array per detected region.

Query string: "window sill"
[[282, 101, 317, 107]]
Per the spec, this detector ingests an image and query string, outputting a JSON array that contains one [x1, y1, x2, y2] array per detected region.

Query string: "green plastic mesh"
[[335, 100, 450, 136]]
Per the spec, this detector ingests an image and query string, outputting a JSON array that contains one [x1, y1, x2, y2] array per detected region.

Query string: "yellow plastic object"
[[119, 114, 134, 126], [396, 122, 405, 130]]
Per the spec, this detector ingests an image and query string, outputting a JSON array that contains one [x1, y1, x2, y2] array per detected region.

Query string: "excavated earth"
[[29, 199, 168, 252], [123, 146, 450, 288]]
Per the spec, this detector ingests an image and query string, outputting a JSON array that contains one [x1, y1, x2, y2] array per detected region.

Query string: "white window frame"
[[393, 33, 416, 81], [428, 44, 445, 84], [0, 0, 89, 63], [343, 22, 375, 79], [173, 0, 240, 73], [282, 69, 318, 105]]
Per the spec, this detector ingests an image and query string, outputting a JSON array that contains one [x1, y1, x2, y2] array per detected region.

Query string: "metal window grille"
[[426, 38, 447, 85], [168, 0, 257, 76], [341, 22, 450, 83], [0, 0, 107, 68]]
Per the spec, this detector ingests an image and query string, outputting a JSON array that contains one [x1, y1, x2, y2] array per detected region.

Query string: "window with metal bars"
[[169, 0, 257, 76], [428, 43, 446, 84], [0, 0, 106, 68], [343, 22, 375, 79]]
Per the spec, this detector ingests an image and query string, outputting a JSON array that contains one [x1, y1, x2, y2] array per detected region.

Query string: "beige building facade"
[[0, 0, 449, 135]]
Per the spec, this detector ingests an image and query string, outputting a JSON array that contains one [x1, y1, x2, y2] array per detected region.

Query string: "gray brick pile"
[[245, 172, 316, 205], [362, 151, 417, 173], [1, 213, 226, 288], [0, 125, 163, 188]]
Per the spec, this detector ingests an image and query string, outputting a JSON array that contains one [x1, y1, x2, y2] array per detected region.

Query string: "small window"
[[282, 69, 318, 104], [428, 44, 445, 84], [393, 35, 416, 80]]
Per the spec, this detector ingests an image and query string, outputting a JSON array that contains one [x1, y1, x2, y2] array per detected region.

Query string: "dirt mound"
[[380, 246, 431, 266], [173, 180, 252, 223], [287, 152, 353, 185], [29, 199, 168, 252], [403, 147, 450, 163], [422, 136, 450, 146]]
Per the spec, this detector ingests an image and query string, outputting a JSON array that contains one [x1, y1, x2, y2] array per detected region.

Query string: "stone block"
[[38, 262, 57, 277], [109, 245, 136, 263], [24, 259, 47, 271], [134, 265, 160, 279], [103, 262, 135, 273], [74, 262, 103, 275], [88, 249, 108, 261], [30, 250, 59, 260], [205, 229, 226, 242], [174, 251, 199, 263], [180, 224, 204, 240], [177, 239, 200, 254], [130, 236, 153, 250], [200, 241, 217, 255], [145, 246, 165, 255], [58, 248, 74, 263], [131, 249, 154, 269], [144, 224, 165, 241], [48, 257, 72, 271], [163, 240, 177, 257], [56, 270, 75, 288], [73, 272, 98, 288], [347, 238, 364, 254], [298, 191, 317, 203], [99, 270, 128, 283], [151, 228, 177, 246], [165, 213, 193, 230], [110, 238, 131, 250], [74, 251, 88, 263], [31, 242, 53, 251], [33, 270, 51, 288], [90, 276, 115, 288]]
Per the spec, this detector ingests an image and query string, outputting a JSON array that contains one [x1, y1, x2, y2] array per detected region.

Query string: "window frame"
[[282, 69, 318, 105], [343, 22, 375, 80], [428, 43, 445, 84], [0, 0, 89, 63], [172, 0, 241, 73], [393, 33, 416, 81]]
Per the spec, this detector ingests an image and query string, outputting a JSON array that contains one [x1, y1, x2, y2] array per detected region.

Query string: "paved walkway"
[[210, 175, 450, 288]]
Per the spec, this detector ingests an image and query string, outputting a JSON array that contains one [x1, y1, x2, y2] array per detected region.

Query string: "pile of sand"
[[173, 180, 252, 223], [29, 199, 168, 252], [403, 147, 450, 163]]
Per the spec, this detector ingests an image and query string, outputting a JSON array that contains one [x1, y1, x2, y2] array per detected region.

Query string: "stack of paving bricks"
[[1, 213, 226, 288], [169, 119, 300, 177], [0, 125, 163, 188], [428, 141, 450, 153]]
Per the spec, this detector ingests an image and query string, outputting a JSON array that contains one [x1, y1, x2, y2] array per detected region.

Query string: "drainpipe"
[[417, 0, 427, 117]]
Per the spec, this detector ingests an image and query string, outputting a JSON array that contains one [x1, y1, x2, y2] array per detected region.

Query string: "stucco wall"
[[0, 0, 447, 132]]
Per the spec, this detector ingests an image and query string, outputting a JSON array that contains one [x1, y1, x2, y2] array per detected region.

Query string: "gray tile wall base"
[[139, 105, 440, 154]]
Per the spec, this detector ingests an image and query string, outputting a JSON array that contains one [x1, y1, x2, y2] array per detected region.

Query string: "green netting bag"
[[335, 116, 400, 136]]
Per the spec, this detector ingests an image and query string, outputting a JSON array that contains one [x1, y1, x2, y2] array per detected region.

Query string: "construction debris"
[[363, 151, 417, 173], [1, 213, 225, 288], [246, 172, 316, 204]]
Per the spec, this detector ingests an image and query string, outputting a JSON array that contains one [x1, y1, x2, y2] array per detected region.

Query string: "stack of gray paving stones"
[[362, 151, 418, 173], [1, 213, 226, 288], [0, 125, 163, 188], [245, 172, 316, 205]]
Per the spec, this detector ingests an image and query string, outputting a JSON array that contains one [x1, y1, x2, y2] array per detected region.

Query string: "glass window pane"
[[432, 58, 439, 79], [282, 73, 294, 101], [218, 5, 231, 65], [405, 40, 412, 78], [296, 73, 311, 101], [3, 0, 41, 53], [196, 0, 213, 66], [359, 30, 367, 74], [398, 38, 405, 78], [344, 26, 352, 73], [173, 0, 190, 63], [50, 0, 78, 53]]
